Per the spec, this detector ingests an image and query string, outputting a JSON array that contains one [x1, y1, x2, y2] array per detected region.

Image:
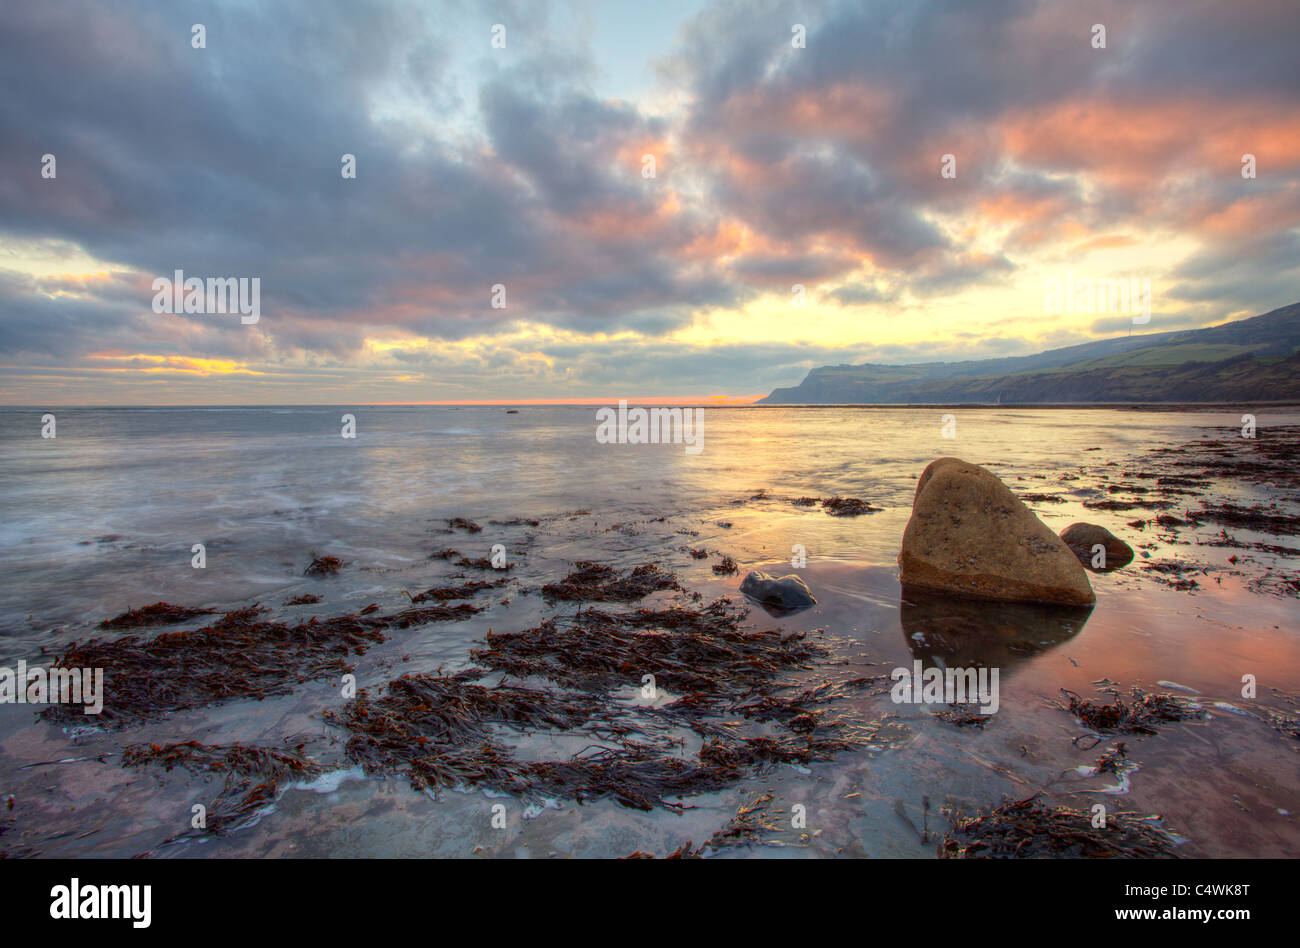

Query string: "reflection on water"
[[900, 587, 1092, 671]]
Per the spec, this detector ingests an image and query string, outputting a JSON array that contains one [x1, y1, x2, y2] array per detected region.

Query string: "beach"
[[1, 405, 1297, 858]]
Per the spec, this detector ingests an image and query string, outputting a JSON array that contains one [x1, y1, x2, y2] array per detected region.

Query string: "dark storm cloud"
[[0, 0, 744, 365]]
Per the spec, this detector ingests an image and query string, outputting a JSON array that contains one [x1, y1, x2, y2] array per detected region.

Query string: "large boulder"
[[899, 458, 1095, 605], [739, 571, 817, 612], [1059, 522, 1134, 572]]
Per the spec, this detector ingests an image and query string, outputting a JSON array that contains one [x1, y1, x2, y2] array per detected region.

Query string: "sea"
[[1, 405, 1297, 857]]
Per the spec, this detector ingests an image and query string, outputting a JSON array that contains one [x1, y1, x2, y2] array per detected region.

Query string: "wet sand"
[[1, 409, 1297, 858]]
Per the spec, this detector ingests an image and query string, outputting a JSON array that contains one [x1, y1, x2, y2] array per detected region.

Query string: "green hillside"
[[759, 302, 1300, 404]]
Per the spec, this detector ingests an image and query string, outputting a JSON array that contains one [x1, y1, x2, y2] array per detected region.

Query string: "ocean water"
[[0, 405, 1297, 858]]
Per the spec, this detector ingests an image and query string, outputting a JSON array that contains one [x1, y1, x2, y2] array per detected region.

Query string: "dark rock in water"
[[1060, 522, 1135, 571], [899, 457, 1095, 605], [739, 571, 817, 612]]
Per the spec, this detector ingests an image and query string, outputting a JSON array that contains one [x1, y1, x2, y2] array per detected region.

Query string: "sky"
[[1, 0, 1298, 406]]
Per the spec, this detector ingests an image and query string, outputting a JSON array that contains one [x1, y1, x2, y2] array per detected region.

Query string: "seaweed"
[[324, 583, 864, 815], [446, 518, 483, 533], [698, 733, 856, 768], [325, 671, 605, 763], [305, 555, 344, 576], [123, 739, 320, 843], [284, 593, 321, 606], [322, 671, 642, 797], [540, 561, 680, 602], [1083, 499, 1146, 512], [524, 743, 748, 811], [712, 555, 738, 575], [123, 739, 321, 781], [939, 795, 1180, 858], [98, 602, 215, 630], [455, 556, 510, 572], [1139, 559, 1206, 591], [1097, 741, 1128, 775], [935, 704, 992, 728], [1060, 688, 1201, 735], [705, 792, 778, 848], [470, 599, 817, 694], [405, 579, 503, 603], [384, 603, 483, 628], [1192, 502, 1300, 537], [821, 497, 881, 516], [41, 600, 480, 727]]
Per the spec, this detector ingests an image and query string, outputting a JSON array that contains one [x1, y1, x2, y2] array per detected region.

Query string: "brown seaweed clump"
[[1192, 502, 1300, 537], [705, 792, 778, 849], [383, 603, 483, 629], [455, 557, 511, 572], [621, 841, 704, 859], [821, 497, 882, 516], [698, 733, 856, 768], [321, 671, 719, 805], [305, 555, 344, 576], [446, 518, 483, 533], [1097, 742, 1128, 775], [540, 561, 680, 602], [41, 600, 482, 727], [123, 739, 320, 842], [99, 602, 216, 630], [324, 585, 870, 813], [284, 593, 321, 606], [935, 704, 992, 728], [406, 579, 504, 603], [326, 670, 753, 810], [1061, 688, 1201, 735], [470, 599, 816, 694], [939, 796, 1180, 858], [123, 739, 321, 782], [325, 670, 605, 768], [520, 744, 744, 811], [712, 555, 738, 575]]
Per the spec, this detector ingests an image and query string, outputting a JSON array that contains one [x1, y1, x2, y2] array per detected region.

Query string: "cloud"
[[1, 0, 1296, 402]]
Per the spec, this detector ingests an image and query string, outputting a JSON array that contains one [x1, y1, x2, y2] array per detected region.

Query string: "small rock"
[[739, 571, 817, 612], [1059, 522, 1134, 571]]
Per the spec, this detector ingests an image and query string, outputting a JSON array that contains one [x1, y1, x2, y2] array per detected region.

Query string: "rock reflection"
[[900, 588, 1092, 670]]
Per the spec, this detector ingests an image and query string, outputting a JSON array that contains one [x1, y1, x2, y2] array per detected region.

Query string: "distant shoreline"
[[4, 402, 1300, 412], [716, 401, 1300, 411]]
